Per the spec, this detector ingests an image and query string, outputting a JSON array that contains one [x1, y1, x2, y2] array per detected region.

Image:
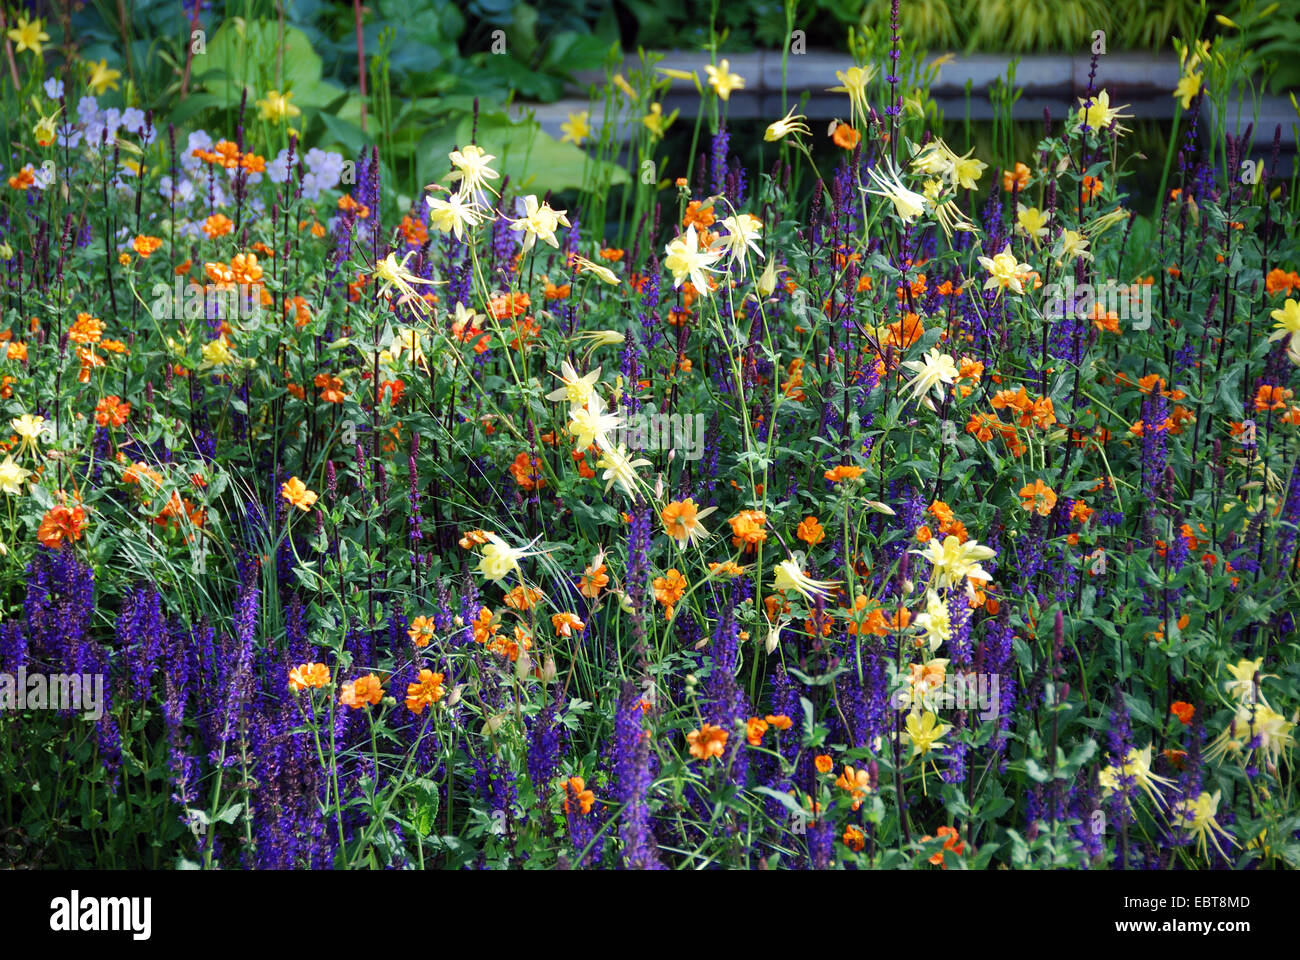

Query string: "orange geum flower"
[[68, 313, 104, 345], [1170, 701, 1195, 726], [281, 476, 318, 512], [652, 568, 688, 619], [8, 166, 35, 190], [681, 200, 715, 231], [289, 662, 331, 691], [661, 498, 717, 548], [313, 373, 346, 404], [407, 615, 436, 648], [746, 717, 769, 745], [202, 213, 234, 238], [471, 606, 499, 645], [132, 235, 163, 258], [503, 584, 545, 611], [726, 510, 768, 553], [37, 504, 87, 549], [509, 451, 545, 491], [339, 673, 384, 709], [404, 669, 445, 714], [824, 464, 863, 484], [1254, 384, 1293, 412], [1018, 479, 1057, 516], [843, 825, 866, 852], [562, 776, 595, 815], [7, 342, 27, 362], [765, 714, 793, 731], [836, 764, 873, 810], [551, 611, 585, 638], [923, 825, 966, 867], [831, 121, 860, 149], [458, 528, 493, 550], [1002, 162, 1031, 192], [686, 724, 729, 762], [578, 562, 609, 598], [796, 515, 825, 547], [94, 395, 130, 428], [814, 754, 834, 774]]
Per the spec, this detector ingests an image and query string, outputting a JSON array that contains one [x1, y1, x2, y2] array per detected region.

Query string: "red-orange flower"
[[404, 669, 445, 714], [686, 724, 729, 762], [289, 662, 330, 691], [339, 673, 384, 709], [562, 776, 595, 815], [38, 504, 87, 549], [94, 395, 130, 427]]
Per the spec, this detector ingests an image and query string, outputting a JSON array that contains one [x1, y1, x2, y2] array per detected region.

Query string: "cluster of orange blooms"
[[509, 452, 545, 490], [652, 568, 687, 619], [965, 385, 1058, 456], [68, 312, 128, 383], [37, 498, 87, 549], [192, 140, 266, 174], [727, 509, 767, 552], [1264, 267, 1300, 297]]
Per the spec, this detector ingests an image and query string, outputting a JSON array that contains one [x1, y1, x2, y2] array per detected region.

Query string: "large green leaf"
[[194, 18, 342, 111]]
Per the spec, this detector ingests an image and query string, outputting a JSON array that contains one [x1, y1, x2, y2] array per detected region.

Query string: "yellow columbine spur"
[[772, 558, 838, 602]]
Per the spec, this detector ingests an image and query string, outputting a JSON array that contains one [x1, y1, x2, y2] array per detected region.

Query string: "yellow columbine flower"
[[1223, 657, 1274, 703], [560, 110, 591, 146], [1172, 791, 1236, 861], [477, 533, 544, 582], [256, 90, 301, 124], [912, 590, 951, 652], [704, 59, 745, 101], [200, 336, 239, 370], [0, 455, 31, 495], [663, 225, 721, 294], [372, 251, 443, 316], [915, 536, 996, 591], [546, 360, 602, 410], [571, 255, 620, 286], [1098, 744, 1177, 809], [977, 244, 1033, 296], [510, 194, 570, 252], [447, 144, 500, 198], [594, 444, 651, 497], [1076, 89, 1131, 133], [87, 59, 122, 95], [900, 348, 958, 403], [903, 710, 952, 759], [1269, 298, 1300, 348], [1058, 229, 1092, 262], [12, 414, 46, 455], [765, 106, 810, 143], [426, 190, 488, 241], [864, 160, 927, 223], [772, 558, 838, 602], [828, 65, 874, 122], [1206, 702, 1296, 768], [7, 16, 49, 57], [1016, 204, 1050, 243], [718, 213, 764, 274], [567, 393, 623, 452]]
